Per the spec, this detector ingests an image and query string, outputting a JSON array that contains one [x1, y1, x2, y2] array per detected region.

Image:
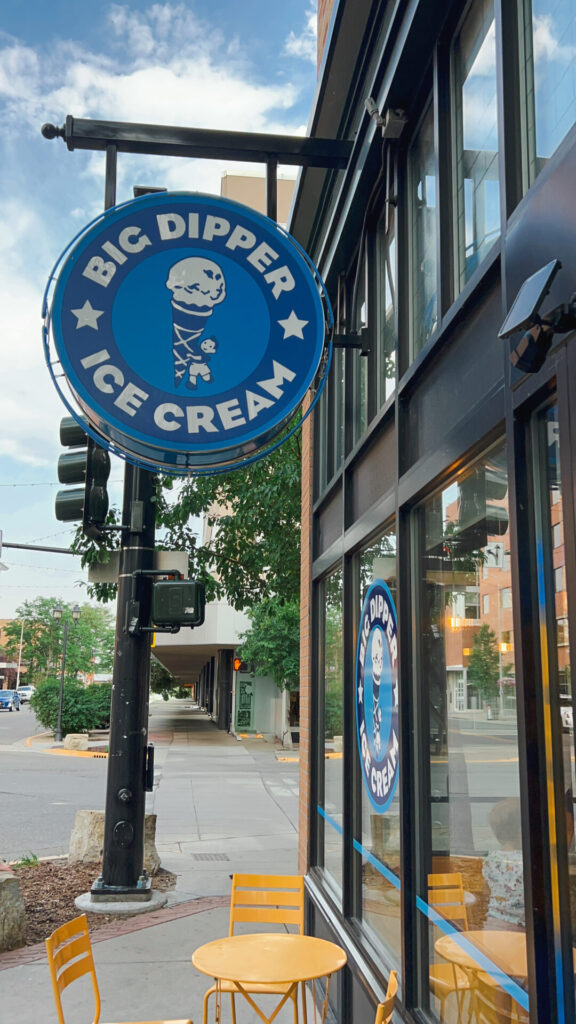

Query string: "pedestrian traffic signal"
[[151, 580, 206, 628], [233, 658, 253, 673], [55, 417, 111, 540]]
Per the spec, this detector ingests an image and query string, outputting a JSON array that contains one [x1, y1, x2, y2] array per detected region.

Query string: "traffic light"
[[55, 416, 111, 540], [454, 464, 508, 554], [233, 657, 254, 673]]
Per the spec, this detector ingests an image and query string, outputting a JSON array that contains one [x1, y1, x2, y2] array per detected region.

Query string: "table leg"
[[215, 980, 221, 1024], [231, 980, 299, 1024], [321, 975, 331, 1024]]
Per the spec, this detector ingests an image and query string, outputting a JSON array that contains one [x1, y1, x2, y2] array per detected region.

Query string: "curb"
[[0, 894, 229, 970]]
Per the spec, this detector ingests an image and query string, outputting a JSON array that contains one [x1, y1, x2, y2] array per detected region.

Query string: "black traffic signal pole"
[[42, 116, 350, 898], [94, 462, 156, 897], [95, 147, 157, 899]]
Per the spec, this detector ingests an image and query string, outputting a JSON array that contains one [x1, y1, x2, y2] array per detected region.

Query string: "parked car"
[[0, 689, 20, 711], [17, 685, 36, 704]]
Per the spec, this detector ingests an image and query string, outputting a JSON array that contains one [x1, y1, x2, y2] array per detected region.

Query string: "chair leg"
[[439, 993, 446, 1024], [203, 987, 212, 1024], [230, 991, 237, 1024], [300, 980, 308, 1024]]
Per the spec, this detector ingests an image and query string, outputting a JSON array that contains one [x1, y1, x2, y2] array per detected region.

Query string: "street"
[[0, 700, 300, 865], [0, 706, 108, 861]]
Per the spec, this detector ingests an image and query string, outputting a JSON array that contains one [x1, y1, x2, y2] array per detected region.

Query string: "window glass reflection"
[[453, 0, 500, 289], [419, 443, 528, 1023], [377, 196, 397, 403], [410, 103, 438, 356], [356, 529, 401, 966], [320, 567, 344, 892], [529, 0, 576, 179]]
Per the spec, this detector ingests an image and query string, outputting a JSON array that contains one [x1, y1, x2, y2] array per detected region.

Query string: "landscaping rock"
[[68, 810, 161, 875], [63, 733, 90, 750], [0, 871, 27, 952]]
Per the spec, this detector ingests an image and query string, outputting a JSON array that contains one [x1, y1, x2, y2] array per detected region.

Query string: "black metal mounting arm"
[[41, 117, 353, 170], [541, 297, 576, 334], [332, 329, 371, 356]]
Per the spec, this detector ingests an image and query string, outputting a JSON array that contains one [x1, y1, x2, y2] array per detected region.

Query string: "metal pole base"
[[90, 870, 152, 901]]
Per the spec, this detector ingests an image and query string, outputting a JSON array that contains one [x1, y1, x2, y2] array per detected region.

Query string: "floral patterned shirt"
[[482, 849, 525, 928]]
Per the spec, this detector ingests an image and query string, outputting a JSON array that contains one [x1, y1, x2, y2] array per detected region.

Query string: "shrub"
[[30, 679, 112, 736]]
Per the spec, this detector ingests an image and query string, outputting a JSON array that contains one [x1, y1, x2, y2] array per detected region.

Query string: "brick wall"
[[317, 0, 337, 66]]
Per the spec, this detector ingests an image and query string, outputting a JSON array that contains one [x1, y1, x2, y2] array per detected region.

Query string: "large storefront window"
[[318, 566, 344, 894], [355, 528, 401, 967], [417, 444, 528, 1023], [533, 402, 576, 1014], [409, 102, 438, 357], [453, 0, 500, 291], [526, 0, 576, 183]]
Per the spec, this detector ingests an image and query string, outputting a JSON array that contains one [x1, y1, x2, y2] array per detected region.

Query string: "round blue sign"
[[45, 192, 328, 471], [355, 581, 399, 812]]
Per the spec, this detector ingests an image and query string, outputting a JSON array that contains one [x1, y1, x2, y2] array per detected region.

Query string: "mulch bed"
[[12, 859, 177, 946]]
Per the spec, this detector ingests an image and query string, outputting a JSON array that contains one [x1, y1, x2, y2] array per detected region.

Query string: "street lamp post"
[[52, 604, 81, 742]]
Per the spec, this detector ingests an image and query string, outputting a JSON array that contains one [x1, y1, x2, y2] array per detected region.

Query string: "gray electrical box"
[[151, 581, 205, 627]]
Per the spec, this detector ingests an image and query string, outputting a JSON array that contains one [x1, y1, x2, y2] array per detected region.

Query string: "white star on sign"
[[358, 682, 363, 704], [278, 310, 308, 339], [71, 300, 104, 330]]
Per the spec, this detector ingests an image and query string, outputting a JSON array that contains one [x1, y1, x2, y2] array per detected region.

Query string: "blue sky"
[[0, 1, 318, 618]]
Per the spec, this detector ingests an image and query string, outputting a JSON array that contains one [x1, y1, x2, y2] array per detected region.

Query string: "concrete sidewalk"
[[1, 702, 302, 1024]]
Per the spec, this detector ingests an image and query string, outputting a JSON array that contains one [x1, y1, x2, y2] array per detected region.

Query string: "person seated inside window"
[[482, 797, 525, 930]]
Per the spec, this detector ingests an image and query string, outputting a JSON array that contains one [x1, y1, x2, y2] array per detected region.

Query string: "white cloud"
[[284, 6, 318, 65], [533, 14, 576, 63], [0, 4, 301, 135]]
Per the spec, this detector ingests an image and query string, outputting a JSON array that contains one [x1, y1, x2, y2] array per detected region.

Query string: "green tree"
[[4, 598, 114, 686], [74, 430, 303, 697], [30, 680, 112, 735], [467, 623, 500, 705], [238, 598, 300, 690], [156, 430, 302, 610], [79, 430, 302, 612]]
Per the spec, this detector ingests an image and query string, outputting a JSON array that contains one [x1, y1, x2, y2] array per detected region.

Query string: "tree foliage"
[[467, 623, 500, 703], [79, 431, 302, 612], [3, 598, 115, 685], [156, 431, 302, 610], [238, 597, 300, 690], [30, 679, 112, 735], [72, 429, 303, 692], [150, 658, 190, 700]]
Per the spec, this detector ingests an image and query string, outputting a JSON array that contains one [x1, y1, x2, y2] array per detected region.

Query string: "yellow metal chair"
[[428, 873, 471, 1024], [473, 971, 529, 1024], [46, 914, 192, 1024], [202, 873, 305, 1024], [374, 970, 398, 1024]]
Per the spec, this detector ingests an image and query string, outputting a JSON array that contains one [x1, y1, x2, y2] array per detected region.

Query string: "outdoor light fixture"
[[52, 603, 81, 742], [499, 259, 576, 373]]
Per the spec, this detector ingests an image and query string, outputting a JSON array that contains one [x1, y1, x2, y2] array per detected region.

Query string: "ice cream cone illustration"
[[166, 257, 226, 387]]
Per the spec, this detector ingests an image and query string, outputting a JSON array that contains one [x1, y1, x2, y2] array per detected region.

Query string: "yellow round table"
[[192, 933, 347, 1024], [435, 930, 528, 977]]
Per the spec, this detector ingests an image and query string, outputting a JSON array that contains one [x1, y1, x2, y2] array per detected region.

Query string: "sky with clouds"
[[0, 0, 319, 619]]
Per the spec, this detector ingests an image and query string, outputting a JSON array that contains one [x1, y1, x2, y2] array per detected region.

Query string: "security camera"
[[509, 323, 554, 374], [365, 96, 380, 119]]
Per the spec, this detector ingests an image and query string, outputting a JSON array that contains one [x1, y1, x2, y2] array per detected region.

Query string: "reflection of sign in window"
[[239, 682, 253, 708]]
